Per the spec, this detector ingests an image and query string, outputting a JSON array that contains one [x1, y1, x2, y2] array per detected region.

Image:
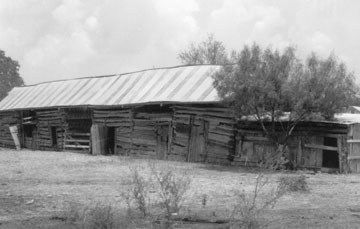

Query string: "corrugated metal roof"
[[0, 65, 222, 111]]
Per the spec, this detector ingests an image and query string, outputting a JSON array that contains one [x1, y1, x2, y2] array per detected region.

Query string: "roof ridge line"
[[20, 64, 224, 88]]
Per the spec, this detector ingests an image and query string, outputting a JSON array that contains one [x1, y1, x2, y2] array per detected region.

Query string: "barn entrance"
[[322, 137, 339, 168], [90, 124, 116, 155], [22, 111, 37, 150], [23, 124, 37, 149], [51, 127, 58, 147], [106, 127, 116, 155]]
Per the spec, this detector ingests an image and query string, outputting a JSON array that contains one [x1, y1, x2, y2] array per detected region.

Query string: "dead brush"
[[278, 174, 309, 192], [229, 174, 286, 229], [82, 202, 115, 229], [122, 167, 152, 218], [150, 164, 191, 221]]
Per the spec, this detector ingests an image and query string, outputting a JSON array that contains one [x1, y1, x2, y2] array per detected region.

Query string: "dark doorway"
[[51, 127, 58, 147], [23, 124, 37, 149], [107, 127, 115, 155], [322, 137, 339, 168]]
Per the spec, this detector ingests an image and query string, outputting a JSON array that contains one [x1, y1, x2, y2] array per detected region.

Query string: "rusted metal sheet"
[[0, 65, 222, 111]]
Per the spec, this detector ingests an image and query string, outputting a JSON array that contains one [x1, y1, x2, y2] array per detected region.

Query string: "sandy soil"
[[1, 149, 360, 228]]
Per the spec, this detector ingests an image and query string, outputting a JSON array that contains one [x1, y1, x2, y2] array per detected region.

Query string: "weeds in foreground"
[[54, 202, 116, 229], [229, 174, 286, 229], [120, 163, 191, 228], [123, 168, 151, 217], [278, 174, 309, 192], [150, 164, 191, 220], [83, 203, 115, 229], [59, 201, 84, 223]]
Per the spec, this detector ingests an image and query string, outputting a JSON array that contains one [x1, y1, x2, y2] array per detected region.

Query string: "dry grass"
[[1, 149, 360, 228]]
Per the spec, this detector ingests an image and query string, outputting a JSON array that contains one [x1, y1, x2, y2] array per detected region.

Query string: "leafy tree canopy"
[[0, 50, 24, 100], [178, 34, 230, 65], [213, 43, 358, 143]]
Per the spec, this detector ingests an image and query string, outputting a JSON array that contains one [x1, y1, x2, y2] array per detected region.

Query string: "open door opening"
[[51, 127, 58, 148], [106, 127, 116, 155], [322, 137, 339, 168], [23, 124, 37, 149], [91, 124, 116, 155]]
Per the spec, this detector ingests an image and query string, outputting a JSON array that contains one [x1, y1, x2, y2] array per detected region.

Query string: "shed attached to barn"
[[0, 65, 359, 173]]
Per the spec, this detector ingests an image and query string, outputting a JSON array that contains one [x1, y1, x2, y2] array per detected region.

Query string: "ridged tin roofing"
[[0, 65, 222, 111]]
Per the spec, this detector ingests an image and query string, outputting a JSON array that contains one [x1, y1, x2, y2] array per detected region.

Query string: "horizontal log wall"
[[131, 112, 171, 158], [93, 107, 172, 158], [0, 111, 20, 148], [93, 108, 132, 155], [36, 109, 66, 150], [172, 105, 236, 163]]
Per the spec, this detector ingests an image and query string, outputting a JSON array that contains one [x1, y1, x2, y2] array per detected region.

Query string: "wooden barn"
[[0, 65, 360, 173]]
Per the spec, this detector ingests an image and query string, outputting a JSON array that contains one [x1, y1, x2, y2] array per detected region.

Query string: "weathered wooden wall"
[[347, 123, 360, 173], [63, 108, 91, 152], [92, 106, 172, 158], [171, 105, 236, 163], [0, 111, 20, 148], [36, 109, 66, 150], [2, 103, 356, 173], [234, 121, 350, 172]]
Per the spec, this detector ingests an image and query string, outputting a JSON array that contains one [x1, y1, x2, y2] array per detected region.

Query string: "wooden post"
[[167, 121, 173, 160], [129, 109, 134, 156], [19, 111, 24, 147], [297, 136, 302, 168], [203, 120, 209, 162], [337, 137, 342, 173], [186, 116, 194, 162], [156, 123, 163, 159]]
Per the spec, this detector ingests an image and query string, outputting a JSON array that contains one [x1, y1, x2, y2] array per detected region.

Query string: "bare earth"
[[1, 149, 360, 228]]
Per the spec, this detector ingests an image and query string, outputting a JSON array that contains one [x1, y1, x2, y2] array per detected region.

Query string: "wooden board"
[[91, 124, 107, 155], [349, 124, 360, 172]]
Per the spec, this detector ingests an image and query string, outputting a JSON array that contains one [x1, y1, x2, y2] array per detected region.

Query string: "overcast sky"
[[1, 0, 359, 85]]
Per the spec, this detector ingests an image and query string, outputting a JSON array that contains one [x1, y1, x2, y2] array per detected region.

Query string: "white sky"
[[0, 0, 359, 85]]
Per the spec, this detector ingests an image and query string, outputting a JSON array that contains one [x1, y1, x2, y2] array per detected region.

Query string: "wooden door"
[[156, 124, 169, 160], [300, 136, 323, 169], [187, 119, 208, 162], [91, 124, 107, 155]]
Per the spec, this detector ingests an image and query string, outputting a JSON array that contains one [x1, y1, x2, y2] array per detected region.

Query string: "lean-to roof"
[[0, 65, 221, 111]]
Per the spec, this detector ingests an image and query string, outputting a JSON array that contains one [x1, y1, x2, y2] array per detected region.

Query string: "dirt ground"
[[1, 149, 360, 228]]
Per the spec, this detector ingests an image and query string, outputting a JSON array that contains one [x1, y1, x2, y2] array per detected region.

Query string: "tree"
[[0, 50, 24, 101], [178, 34, 229, 65], [213, 43, 358, 167]]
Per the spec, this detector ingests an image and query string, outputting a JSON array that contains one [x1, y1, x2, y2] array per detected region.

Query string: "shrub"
[[229, 174, 286, 229], [150, 165, 191, 220], [82, 203, 115, 229], [122, 167, 151, 217], [278, 174, 309, 192]]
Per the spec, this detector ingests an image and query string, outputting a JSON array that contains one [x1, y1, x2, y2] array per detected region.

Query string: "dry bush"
[[229, 174, 286, 229], [150, 164, 191, 220], [82, 202, 115, 229], [122, 167, 152, 217], [120, 163, 191, 228], [56, 201, 116, 228], [278, 174, 309, 192]]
